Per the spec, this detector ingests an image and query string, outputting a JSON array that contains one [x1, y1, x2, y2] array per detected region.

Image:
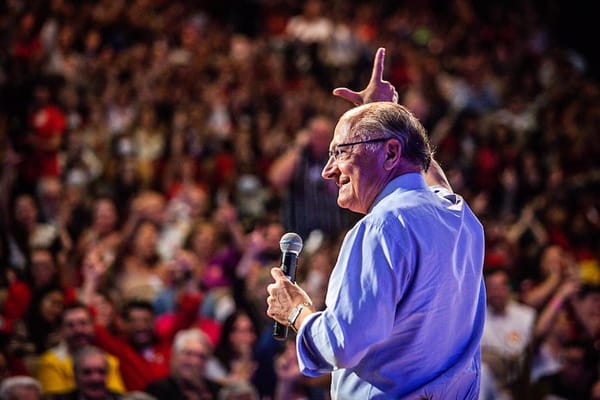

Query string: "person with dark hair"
[[8, 284, 65, 373], [533, 339, 599, 400], [205, 309, 259, 391], [94, 299, 171, 392], [266, 48, 486, 399], [36, 302, 125, 396], [268, 114, 359, 241]]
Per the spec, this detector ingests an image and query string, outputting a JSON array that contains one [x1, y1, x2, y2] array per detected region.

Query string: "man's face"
[[321, 117, 388, 214], [63, 308, 94, 351], [5, 386, 40, 400], [172, 338, 209, 385], [75, 353, 108, 400], [30, 249, 56, 287], [485, 271, 511, 313], [125, 308, 155, 348], [308, 117, 333, 158]]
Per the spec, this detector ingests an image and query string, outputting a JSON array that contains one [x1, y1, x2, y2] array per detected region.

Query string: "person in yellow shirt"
[[36, 302, 125, 395]]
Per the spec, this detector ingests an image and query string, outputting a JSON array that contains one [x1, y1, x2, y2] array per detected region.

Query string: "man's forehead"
[[332, 118, 354, 144], [65, 308, 91, 320]]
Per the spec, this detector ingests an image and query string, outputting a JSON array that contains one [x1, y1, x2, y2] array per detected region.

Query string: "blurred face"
[[577, 292, 600, 321], [560, 347, 587, 383], [172, 337, 209, 385], [551, 310, 576, 342], [93, 199, 117, 234], [485, 271, 511, 313], [39, 179, 62, 212], [263, 222, 284, 256], [321, 116, 389, 214], [4, 386, 41, 400], [30, 249, 56, 287], [15, 195, 38, 228], [125, 308, 154, 348], [90, 293, 115, 328], [40, 290, 65, 323], [191, 224, 217, 256], [76, 353, 109, 400], [540, 245, 563, 275], [133, 222, 158, 259], [63, 308, 94, 351], [308, 117, 333, 158], [230, 314, 256, 353]]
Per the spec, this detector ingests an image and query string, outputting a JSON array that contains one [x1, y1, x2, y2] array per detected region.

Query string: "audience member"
[[481, 268, 536, 398], [145, 328, 222, 400], [52, 345, 123, 400], [206, 310, 258, 391], [0, 375, 42, 400], [36, 303, 125, 396], [268, 115, 358, 240], [94, 300, 171, 392]]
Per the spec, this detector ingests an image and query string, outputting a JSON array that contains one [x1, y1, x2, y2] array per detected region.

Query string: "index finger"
[[369, 47, 386, 84]]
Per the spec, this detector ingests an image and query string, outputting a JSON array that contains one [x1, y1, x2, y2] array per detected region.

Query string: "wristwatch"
[[287, 302, 312, 332]]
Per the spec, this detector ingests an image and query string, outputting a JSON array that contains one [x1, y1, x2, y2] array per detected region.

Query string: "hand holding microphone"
[[267, 232, 313, 340]]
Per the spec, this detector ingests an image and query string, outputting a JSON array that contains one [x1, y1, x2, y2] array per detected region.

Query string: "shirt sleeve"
[[297, 218, 410, 375]]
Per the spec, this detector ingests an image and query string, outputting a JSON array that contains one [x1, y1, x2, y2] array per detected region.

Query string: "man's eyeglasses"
[[328, 137, 392, 161]]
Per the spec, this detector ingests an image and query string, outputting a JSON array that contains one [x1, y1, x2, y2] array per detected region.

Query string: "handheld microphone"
[[273, 232, 303, 340]]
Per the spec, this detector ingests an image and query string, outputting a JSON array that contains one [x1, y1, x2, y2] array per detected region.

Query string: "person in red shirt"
[[24, 84, 66, 183], [94, 299, 171, 392]]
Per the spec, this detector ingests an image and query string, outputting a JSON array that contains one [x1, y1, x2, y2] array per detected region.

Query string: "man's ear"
[[383, 138, 401, 170]]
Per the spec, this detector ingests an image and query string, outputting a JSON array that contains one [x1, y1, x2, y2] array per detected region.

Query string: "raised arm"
[[335, 47, 452, 192], [333, 47, 398, 105], [423, 159, 453, 193]]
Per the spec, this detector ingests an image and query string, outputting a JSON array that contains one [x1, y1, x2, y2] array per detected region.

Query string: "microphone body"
[[273, 232, 303, 340]]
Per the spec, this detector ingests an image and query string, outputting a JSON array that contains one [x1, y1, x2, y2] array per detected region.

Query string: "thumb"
[[270, 267, 286, 280], [332, 88, 363, 105]]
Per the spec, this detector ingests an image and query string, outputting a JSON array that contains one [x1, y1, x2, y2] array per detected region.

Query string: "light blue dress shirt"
[[296, 173, 486, 399]]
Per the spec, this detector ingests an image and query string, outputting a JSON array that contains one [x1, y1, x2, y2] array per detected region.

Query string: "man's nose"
[[321, 156, 338, 179]]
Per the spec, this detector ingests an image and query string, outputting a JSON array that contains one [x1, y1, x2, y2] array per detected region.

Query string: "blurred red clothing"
[[93, 292, 220, 391], [27, 104, 66, 178]]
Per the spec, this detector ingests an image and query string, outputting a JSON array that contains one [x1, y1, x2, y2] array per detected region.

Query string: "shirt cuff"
[[295, 311, 332, 376]]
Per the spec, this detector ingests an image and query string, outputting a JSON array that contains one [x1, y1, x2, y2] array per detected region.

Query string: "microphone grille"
[[279, 232, 303, 254]]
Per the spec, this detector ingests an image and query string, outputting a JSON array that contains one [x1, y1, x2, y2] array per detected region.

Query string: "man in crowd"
[[52, 346, 122, 400], [94, 300, 171, 392], [36, 302, 125, 396], [0, 376, 43, 400], [145, 328, 222, 399]]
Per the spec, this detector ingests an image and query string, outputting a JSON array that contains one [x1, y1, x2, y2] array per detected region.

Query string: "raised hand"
[[333, 47, 398, 105]]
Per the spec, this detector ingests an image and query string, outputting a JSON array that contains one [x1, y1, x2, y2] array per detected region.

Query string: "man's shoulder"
[[507, 300, 537, 321], [39, 343, 70, 363]]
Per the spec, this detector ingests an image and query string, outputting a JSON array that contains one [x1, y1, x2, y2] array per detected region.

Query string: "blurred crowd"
[[0, 0, 599, 399]]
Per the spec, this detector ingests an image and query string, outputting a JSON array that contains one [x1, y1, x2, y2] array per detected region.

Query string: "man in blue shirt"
[[266, 48, 486, 399]]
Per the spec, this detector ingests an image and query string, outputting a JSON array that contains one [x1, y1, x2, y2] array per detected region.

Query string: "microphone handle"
[[273, 252, 298, 340]]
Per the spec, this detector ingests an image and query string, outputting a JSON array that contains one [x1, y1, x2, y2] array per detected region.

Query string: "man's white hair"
[[172, 328, 213, 354], [0, 376, 42, 399]]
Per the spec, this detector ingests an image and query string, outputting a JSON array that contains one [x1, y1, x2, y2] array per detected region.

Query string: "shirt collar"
[[368, 173, 428, 213]]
